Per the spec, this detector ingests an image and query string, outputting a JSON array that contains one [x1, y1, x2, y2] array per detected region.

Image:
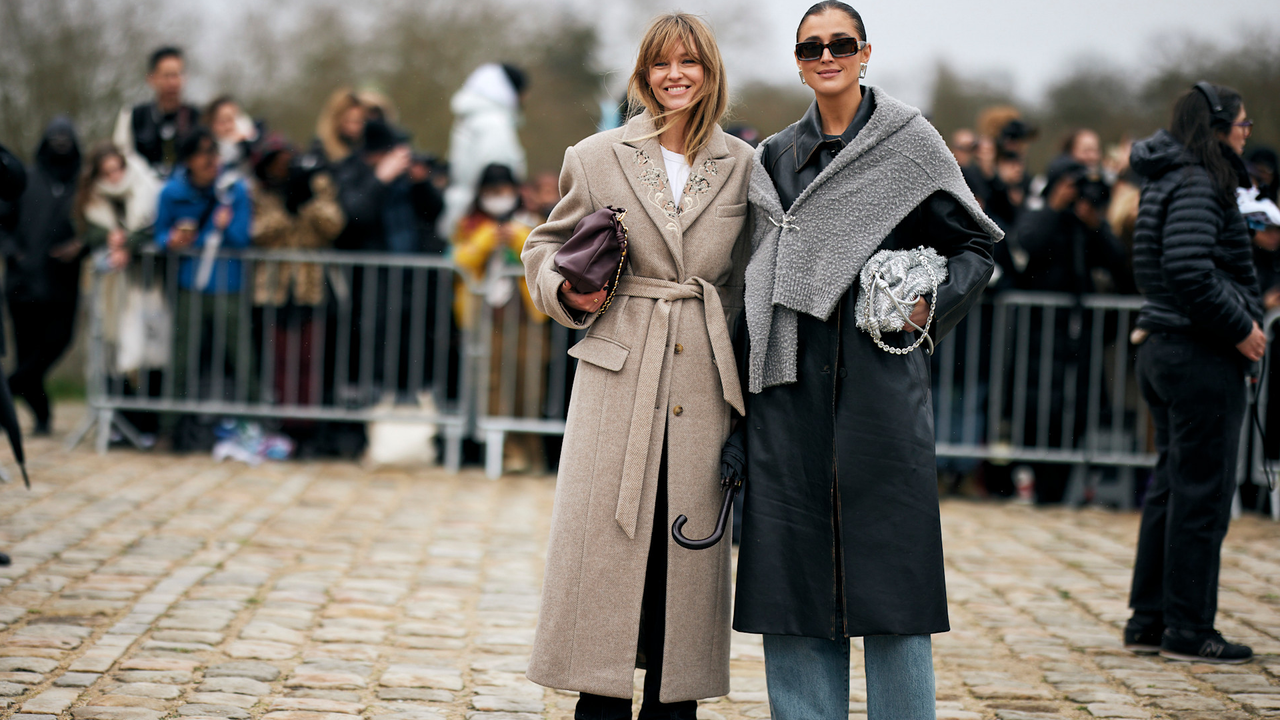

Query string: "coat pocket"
[[568, 335, 630, 372], [715, 202, 748, 218]]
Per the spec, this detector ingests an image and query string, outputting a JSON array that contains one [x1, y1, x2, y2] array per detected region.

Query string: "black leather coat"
[[733, 107, 995, 639]]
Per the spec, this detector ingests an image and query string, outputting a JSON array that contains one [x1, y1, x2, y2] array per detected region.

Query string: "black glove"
[[720, 423, 746, 490]]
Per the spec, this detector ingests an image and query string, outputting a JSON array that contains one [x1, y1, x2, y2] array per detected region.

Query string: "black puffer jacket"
[[1131, 129, 1261, 346]]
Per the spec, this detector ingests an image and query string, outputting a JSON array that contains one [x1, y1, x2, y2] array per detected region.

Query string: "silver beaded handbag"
[[855, 246, 948, 355]]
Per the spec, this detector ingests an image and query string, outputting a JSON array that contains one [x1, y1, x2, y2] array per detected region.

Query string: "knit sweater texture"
[[744, 85, 1003, 392]]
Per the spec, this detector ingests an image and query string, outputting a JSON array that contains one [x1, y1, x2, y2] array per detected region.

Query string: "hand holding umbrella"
[[673, 425, 745, 550]]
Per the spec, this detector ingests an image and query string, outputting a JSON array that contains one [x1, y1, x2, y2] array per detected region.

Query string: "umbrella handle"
[[672, 484, 738, 550]]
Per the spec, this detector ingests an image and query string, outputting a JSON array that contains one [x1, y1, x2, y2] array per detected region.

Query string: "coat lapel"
[[614, 112, 684, 273], [676, 127, 734, 233]]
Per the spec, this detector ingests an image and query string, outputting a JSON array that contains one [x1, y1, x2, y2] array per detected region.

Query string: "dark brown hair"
[[797, 1, 867, 42], [1170, 83, 1244, 203], [74, 143, 126, 226]]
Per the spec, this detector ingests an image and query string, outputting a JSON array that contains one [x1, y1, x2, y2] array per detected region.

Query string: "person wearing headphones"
[[1124, 82, 1262, 664]]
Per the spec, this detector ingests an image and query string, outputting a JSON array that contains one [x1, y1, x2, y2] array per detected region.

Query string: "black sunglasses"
[[795, 38, 867, 62]]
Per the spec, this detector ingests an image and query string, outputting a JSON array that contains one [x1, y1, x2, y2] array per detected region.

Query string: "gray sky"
[[202, 0, 1277, 110]]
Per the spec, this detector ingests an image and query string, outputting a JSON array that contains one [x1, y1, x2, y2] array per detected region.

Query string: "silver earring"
[[799, 70, 807, 85], [859, 63, 868, 79]]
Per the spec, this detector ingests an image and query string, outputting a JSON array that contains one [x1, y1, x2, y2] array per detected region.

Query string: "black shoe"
[[1124, 618, 1163, 654], [1160, 628, 1253, 664], [0, 552, 9, 567]]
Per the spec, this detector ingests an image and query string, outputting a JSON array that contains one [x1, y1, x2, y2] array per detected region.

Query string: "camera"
[[1073, 172, 1111, 208]]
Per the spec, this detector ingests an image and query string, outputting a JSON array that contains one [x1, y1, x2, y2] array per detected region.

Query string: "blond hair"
[[316, 88, 364, 163], [626, 13, 729, 164], [315, 87, 401, 163]]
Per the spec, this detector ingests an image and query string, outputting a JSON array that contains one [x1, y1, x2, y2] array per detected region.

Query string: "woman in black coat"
[[733, 3, 1000, 718], [1122, 83, 1262, 664], [0, 118, 84, 435]]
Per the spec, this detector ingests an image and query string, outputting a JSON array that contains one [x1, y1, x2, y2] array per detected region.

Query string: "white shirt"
[[661, 146, 691, 208]]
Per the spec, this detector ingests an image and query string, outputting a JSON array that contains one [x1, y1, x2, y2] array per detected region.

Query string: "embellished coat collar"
[[612, 110, 737, 274]]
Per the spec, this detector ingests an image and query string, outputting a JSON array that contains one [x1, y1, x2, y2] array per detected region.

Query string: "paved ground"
[[4, 427, 1280, 719]]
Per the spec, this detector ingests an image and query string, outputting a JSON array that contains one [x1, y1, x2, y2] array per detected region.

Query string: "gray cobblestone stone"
[[7, 424, 1280, 719]]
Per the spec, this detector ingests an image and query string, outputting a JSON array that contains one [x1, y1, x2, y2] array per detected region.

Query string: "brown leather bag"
[[554, 206, 630, 313]]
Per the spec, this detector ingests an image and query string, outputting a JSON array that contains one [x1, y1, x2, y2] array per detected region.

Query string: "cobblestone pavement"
[[4, 432, 1280, 720]]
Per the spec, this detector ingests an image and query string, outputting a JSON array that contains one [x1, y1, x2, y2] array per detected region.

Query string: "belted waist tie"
[[611, 276, 745, 539]]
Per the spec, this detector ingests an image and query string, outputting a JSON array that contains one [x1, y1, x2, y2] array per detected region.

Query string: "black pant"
[[9, 299, 78, 428], [1129, 333, 1246, 631], [576, 446, 697, 720]]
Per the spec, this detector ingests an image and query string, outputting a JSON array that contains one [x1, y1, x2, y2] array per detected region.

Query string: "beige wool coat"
[[521, 112, 754, 703]]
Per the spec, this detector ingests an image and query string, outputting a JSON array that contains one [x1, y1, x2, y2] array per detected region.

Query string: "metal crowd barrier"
[[73, 248, 1280, 516], [72, 247, 471, 470], [934, 291, 1154, 508], [1238, 308, 1280, 520], [469, 264, 585, 479]]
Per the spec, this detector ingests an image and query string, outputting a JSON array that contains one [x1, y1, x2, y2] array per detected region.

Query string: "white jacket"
[[441, 64, 527, 238]]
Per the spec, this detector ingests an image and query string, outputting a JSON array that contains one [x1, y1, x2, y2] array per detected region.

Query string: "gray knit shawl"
[[744, 86, 1004, 393]]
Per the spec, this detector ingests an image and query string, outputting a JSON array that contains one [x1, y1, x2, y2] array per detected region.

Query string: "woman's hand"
[[905, 298, 930, 331], [1237, 321, 1267, 362], [559, 280, 607, 313]]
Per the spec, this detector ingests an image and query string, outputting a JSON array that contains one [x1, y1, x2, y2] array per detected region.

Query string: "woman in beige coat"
[[521, 13, 753, 719]]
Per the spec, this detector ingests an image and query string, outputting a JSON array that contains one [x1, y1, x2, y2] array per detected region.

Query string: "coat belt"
[[611, 275, 745, 539]]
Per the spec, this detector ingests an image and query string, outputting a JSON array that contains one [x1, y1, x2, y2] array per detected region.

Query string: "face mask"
[[480, 194, 518, 218]]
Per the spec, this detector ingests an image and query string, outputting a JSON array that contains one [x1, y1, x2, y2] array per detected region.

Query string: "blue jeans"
[[762, 634, 935, 720]]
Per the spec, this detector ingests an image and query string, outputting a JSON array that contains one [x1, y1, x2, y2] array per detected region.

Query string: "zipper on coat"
[[831, 303, 848, 638]]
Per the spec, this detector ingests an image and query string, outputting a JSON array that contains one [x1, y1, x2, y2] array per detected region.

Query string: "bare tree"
[[0, 0, 172, 158]]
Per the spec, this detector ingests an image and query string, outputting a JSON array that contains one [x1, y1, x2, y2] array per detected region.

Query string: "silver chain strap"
[[863, 249, 940, 355]]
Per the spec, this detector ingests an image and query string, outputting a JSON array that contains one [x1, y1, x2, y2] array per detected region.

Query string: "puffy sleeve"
[[520, 145, 602, 329]]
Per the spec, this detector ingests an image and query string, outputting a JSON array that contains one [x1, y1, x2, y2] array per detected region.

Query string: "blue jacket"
[[155, 169, 252, 293]]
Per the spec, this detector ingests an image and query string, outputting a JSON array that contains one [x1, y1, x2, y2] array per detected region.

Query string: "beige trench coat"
[[521, 113, 753, 703]]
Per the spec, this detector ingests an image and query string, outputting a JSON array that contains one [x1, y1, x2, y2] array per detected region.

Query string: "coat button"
[[673, 406, 684, 416], [839, 367, 848, 378], [674, 344, 683, 354]]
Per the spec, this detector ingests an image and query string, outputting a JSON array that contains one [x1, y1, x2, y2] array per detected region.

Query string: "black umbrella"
[[672, 480, 739, 550], [672, 427, 745, 550]]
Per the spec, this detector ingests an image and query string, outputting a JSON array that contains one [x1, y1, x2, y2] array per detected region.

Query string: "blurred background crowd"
[[0, 0, 1278, 507]]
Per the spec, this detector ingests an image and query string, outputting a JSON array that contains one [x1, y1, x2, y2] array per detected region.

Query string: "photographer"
[[330, 119, 443, 403], [1014, 157, 1133, 295], [1008, 157, 1133, 503], [985, 119, 1037, 229], [332, 119, 441, 254]]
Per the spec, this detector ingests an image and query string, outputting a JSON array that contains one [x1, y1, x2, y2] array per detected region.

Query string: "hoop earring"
[[859, 63, 868, 79], [798, 70, 807, 85]]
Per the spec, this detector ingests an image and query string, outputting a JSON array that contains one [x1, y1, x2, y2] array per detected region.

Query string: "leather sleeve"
[[905, 191, 996, 343]]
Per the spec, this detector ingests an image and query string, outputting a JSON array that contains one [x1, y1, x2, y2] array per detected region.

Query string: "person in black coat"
[[734, 4, 1000, 718], [113, 47, 201, 179], [1123, 83, 1263, 664], [329, 118, 444, 400], [0, 144, 27, 566], [0, 118, 84, 435]]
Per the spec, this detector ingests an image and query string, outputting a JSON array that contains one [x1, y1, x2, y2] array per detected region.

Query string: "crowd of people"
[[937, 104, 1280, 504], [0, 1, 1273, 708], [0, 45, 563, 462], [1, 41, 1279, 479]]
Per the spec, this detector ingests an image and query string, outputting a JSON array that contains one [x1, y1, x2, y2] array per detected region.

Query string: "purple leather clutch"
[[554, 206, 629, 295]]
